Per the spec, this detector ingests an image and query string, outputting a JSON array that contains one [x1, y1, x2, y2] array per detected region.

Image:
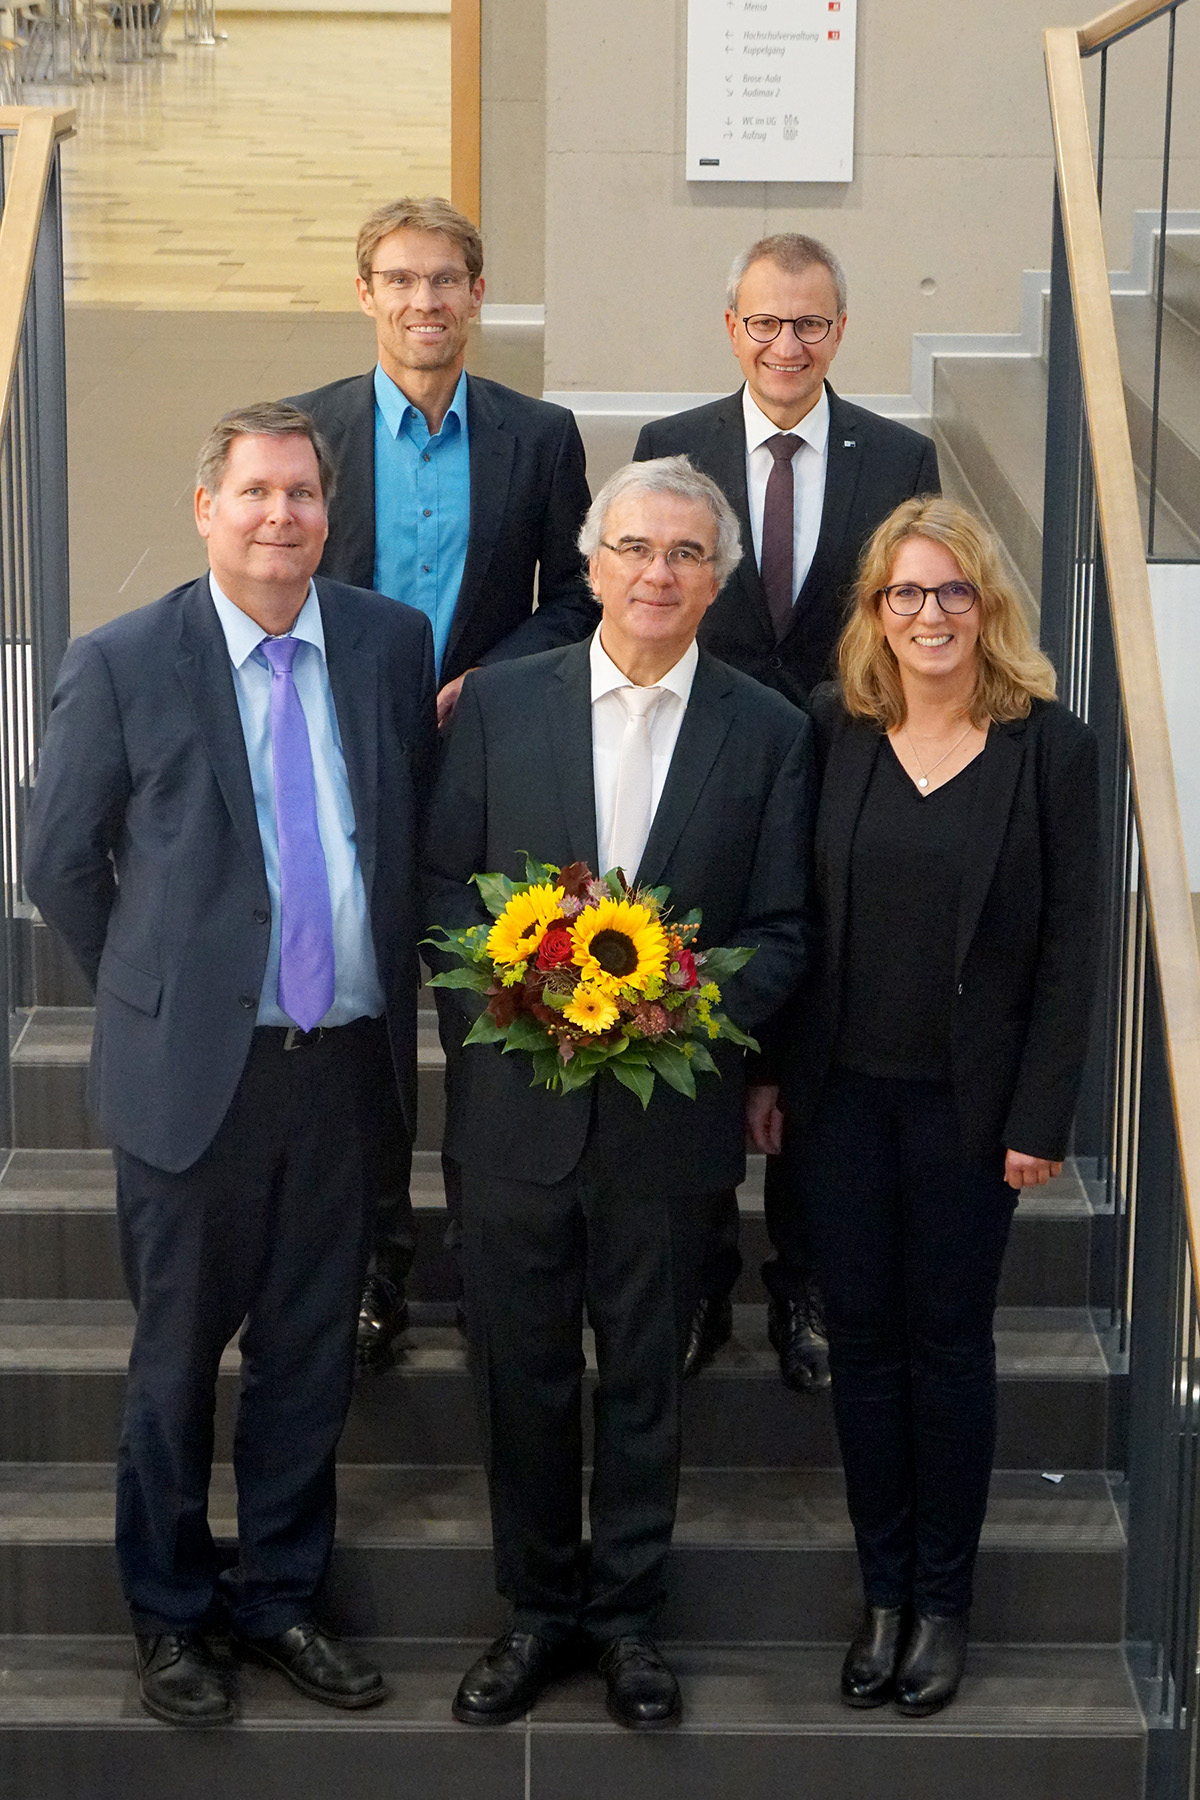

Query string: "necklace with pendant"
[[902, 720, 974, 791]]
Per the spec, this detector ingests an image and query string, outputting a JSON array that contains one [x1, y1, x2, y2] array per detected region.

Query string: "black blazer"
[[288, 371, 599, 683], [422, 640, 817, 1198], [25, 575, 437, 1174], [633, 385, 940, 708], [770, 685, 1101, 1164]]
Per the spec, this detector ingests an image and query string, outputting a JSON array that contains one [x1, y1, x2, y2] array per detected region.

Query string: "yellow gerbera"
[[563, 984, 620, 1034], [571, 897, 669, 996], [486, 883, 565, 967]]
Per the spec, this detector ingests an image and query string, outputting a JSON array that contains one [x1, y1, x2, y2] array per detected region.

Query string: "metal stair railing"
[[1042, 6, 1200, 1795], [0, 104, 73, 1151]]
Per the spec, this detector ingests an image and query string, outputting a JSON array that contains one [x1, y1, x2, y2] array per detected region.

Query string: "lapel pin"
[[843, 439, 856, 448]]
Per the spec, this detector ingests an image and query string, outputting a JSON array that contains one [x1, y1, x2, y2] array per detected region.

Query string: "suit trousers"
[[460, 1128, 710, 1644], [794, 1067, 1017, 1615], [700, 1161, 815, 1307], [114, 1016, 390, 1637]]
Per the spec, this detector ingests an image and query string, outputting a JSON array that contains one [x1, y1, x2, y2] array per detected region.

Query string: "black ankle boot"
[[893, 1611, 968, 1717], [840, 1604, 907, 1708]]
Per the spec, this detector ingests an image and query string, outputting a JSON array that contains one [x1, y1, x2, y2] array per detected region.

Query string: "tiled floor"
[[28, 12, 450, 309]]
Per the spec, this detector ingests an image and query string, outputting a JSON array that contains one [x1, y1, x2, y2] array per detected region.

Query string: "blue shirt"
[[373, 363, 470, 677], [209, 576, 385, 1028]]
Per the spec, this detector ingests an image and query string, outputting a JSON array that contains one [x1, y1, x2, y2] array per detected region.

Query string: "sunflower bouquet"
[[425, 855, 758, 1108]]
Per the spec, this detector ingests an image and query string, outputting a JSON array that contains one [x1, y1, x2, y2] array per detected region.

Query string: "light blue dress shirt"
[[373, 362, 470, 677], [209, 576, 385, 1028]]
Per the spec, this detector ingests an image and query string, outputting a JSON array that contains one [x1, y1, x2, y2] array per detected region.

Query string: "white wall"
[[1150, 562, 1200, 890]]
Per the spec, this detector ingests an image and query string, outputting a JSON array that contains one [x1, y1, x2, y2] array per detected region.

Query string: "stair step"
[[1164, 231, 1200, 335], [0, 1466, 1125, 1642], [0, 1638, 1144, 1800], [7, 1009, 445, 1151], [0, 1149, 1095, 1308], [0, 1302, 1118, 1470]]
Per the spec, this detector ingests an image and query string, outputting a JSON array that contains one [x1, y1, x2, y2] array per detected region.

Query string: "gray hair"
[[578, 455, 743, 588], [196, 401, 337, 502], [726, 232, 848, 316]]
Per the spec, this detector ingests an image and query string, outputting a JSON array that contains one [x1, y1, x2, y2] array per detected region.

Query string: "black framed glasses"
[[600, 538, 714, 574], [881, 581, 979, 616], [739, 313, 836, 345]]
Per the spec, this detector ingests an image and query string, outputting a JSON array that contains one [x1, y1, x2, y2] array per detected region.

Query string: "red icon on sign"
[[828, 2, 840, 9], [828, 27, 840, 37]]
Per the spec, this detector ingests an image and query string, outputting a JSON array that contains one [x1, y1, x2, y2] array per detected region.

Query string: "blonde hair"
[[838, 496, 1057, 729], [356, 197, 483, 286]]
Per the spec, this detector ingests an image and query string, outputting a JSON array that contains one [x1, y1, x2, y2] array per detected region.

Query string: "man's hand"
[[1004, 1149, 1063, 1190], [746, 1083, 784, 1157], [436, 672, 472, 728]]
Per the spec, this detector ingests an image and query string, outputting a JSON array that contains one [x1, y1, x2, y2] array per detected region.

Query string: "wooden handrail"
[[1079, 0, 1179, 52], [1044, 27, 1200, 1270], [0, 107, 74, 445]]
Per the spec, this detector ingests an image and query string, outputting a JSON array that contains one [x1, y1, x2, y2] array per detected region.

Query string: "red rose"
[[536, 924, 574, 969], [670, 948, 698, 989]]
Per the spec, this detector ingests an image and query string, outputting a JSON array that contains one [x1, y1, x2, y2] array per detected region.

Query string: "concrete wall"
[[534, 0, 1200, 397], [479, 0, 545, 302]]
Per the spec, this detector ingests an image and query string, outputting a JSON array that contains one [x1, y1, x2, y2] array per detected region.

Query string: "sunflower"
[[486, 883, 565, 967], [571, 896, 669, 996], [563, 984, 620, 1035]]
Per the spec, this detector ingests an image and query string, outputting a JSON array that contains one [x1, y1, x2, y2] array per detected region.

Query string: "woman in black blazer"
[[748, 496, 1100, 1717]]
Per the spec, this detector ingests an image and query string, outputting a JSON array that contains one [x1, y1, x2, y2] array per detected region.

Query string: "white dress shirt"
[[590, 628, 699, 877], [743, 382, 830, 602], [209, 575, 384, 1027]]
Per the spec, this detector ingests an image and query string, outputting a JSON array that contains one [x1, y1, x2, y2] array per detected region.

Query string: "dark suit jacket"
[[633, 384, 940, 708], [770, 685, 1101, 1164], [422, 640, 816, 1198], [288, 371, 599, 683], [25, 575, 437, 1174]]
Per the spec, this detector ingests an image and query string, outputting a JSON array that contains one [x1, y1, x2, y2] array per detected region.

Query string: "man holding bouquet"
[[423, 455, 814, 1728]]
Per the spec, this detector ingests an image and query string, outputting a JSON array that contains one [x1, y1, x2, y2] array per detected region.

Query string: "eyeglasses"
[[370, 269, 471, 292], [600, 538, 715, 574], [881, 581, 979, 616], [738, 313, 837, 345]]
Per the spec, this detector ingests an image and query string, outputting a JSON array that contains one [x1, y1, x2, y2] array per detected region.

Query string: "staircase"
[[0, 916, 1146, 1798], [929, 215, 1200, 607]]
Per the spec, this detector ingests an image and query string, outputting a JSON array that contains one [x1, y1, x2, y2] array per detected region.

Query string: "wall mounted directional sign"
[[686, 0, 857, 183]]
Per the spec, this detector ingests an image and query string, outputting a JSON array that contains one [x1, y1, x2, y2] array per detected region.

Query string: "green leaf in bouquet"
[[540, 986, 569, 1011], [610, 1058, 655, 1109], [471, 871, 516, 917], [520, 852, 561, 887], [678, 908, 702, 928], [603, 868, 627, 898], [716, 1016, 760, 1051], [697, 944, 758, 982], [687, 1040, 720, 1078], [557, 1053, 598, 1093], [426, 965, 491, 992], [502, 1014, 553, 1054], [530, 1045, 565, 1089], [643, 1041, 696, 1098], [464, 1011, 505, 1045], [644, 885, 672, 907]]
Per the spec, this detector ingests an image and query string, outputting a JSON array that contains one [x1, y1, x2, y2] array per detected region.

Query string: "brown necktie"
[[760, 432, 800, 640]]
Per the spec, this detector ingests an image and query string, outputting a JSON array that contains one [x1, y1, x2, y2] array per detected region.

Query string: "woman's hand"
[[746, 1083, 784, 1157], [1004, 1149, 1063, 1190]]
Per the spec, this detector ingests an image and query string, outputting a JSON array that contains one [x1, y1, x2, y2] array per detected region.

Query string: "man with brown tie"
[[634, 233, 940, 1388]]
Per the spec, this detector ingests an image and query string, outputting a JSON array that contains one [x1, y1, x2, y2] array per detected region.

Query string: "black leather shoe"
[[682, 1294, 733, 1379], [453, 1631, 574, 1725], [767, 1288, 831, 1393], [894, 1612, 968, 1717], [134, 1631, 234, 1727], [356, 1275, 409, 1369], [840, 1604, 908, 1708], [234, 1621, 385, 1709], [598, 1636, 681, 1729]]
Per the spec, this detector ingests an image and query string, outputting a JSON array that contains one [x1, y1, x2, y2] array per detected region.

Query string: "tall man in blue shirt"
[[290, 198, 596, 1361], [25, 402, 436, 1727]]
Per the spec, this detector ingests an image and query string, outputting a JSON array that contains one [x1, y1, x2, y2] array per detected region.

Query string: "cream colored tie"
[[608, 685, 661, 881]]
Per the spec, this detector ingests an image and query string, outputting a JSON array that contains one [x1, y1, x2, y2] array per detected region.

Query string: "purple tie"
[[761, 432, 801, 640], [259, 636, 335, 1031]]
